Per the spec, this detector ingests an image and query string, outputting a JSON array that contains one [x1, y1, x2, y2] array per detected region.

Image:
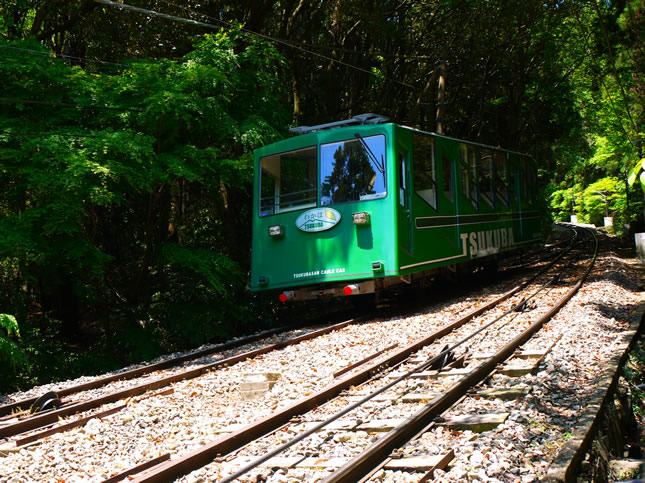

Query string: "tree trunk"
[[436, 63, 446, 135]]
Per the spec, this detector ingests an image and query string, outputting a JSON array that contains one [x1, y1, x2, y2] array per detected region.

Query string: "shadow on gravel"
[[587, 301, 641, 328], [592, 232, 643, 293]]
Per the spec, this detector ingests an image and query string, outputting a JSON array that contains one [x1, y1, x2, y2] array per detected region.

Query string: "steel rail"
[[325, 229, 598, 482], [14, 404, 126, 446], [127, 245, 574, 483], [0, 320, 355, 439], [103, 455, 172, 483], [503, 224, 577, 270], [0, 325, 296, 416], [216, 232, 586, 482], [333, 343, 398, 378], [128, 306, 491, 482], [11, 388, 174, 447]]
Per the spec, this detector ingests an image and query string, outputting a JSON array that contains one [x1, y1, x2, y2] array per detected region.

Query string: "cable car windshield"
[[320, 134, 387, 206], [260, 146, 317, 216]]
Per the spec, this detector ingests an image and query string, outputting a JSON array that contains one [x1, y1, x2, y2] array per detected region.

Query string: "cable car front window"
[[320, 134, 387, 206], [259, 146, 317, 216]]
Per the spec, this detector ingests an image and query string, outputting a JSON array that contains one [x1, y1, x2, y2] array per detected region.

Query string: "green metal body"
[[250, 122, 541, 294]]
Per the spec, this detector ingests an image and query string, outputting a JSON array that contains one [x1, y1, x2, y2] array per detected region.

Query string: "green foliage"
[[580, 178, 622, 226], [0, 313, 128, 392], [544, 0, 643, 230], [145, 244, 252, 348], [550, 176, 641, 233], [0, 0, 642, 392], [0, 27, 290, 392], [0, 313, 28, 370], [549, 187, 577, 222], [622, 335, 645, 420]]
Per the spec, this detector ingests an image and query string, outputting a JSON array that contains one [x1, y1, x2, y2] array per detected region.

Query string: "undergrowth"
[[622, 332, 645, 420]]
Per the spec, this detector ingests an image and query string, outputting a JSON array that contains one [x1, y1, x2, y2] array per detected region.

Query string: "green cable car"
[[251, 114, 542, 302]]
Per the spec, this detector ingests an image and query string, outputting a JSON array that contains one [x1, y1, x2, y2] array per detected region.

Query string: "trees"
[[544, 0, 643, 232], [0, 0, 642, 389], [0, 29, 289, 389]]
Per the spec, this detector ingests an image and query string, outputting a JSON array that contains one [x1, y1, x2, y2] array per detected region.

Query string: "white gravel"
[[0, 230, 641, 483]]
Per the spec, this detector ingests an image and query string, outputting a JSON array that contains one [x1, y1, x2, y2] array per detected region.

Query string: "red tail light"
[[344, 285, 358, 295]]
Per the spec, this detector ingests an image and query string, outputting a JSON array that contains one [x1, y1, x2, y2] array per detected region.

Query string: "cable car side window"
[[479, 149, 495, 208], [412, 132, 437, 210], [507, 161, 516, 204], [459, 144, 472, 204], [399, 152, 407, 206], [259, 146, 317, 216], [320, 135, 386, 206], [525, 158, 537, 206], [468, 145, 479, 209], [518, 157, 534, 206], [442, 154, 454, 202], [494, 151, 509, 207]]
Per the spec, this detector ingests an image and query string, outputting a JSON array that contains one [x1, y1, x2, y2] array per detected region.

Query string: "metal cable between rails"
[[217, 228, 590, 482]]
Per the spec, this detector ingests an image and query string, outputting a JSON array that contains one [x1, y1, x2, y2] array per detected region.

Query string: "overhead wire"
[[160, 0, 437, 60], [94, 0, 222, 31], [1, 0, 423, 113], [94, 0, 419, 91]]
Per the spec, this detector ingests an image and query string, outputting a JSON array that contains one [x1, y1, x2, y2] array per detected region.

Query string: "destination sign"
[[296, 208, 341, 232]]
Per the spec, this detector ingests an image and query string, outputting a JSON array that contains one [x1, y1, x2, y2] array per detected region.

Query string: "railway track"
[[3, 225, 639, 482], [84, 227, 585, 481], [126, 227, 594, 482], [1, 229, 569, 441], [0, 325, 293, 417], [0, 319, 363, 440]]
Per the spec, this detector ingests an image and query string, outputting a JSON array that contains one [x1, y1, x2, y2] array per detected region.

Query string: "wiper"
[[354, 133, 384, 174]]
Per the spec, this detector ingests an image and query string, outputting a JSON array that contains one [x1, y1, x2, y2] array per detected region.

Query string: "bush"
[[0, 313, 28, 371]]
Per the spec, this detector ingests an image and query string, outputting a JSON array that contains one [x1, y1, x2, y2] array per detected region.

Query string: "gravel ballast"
[[0, 230, 642, 482]]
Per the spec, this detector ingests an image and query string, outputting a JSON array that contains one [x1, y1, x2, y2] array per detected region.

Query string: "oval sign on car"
[[296, 208, 341, 233]]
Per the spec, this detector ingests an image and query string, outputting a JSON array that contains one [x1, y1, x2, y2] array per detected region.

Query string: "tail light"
[[343, 285, 359, 295]]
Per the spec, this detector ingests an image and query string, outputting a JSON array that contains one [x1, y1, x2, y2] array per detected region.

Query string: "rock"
[[470, 450, 485, 466], [608, 458, 643, 480]]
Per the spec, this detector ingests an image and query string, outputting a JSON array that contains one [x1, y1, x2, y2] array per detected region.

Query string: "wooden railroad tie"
[[226, 449, 454, 474], [438, 412, 510, 432]]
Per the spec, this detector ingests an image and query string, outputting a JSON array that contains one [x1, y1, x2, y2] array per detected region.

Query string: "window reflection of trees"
[[321, 141, 378, 205]]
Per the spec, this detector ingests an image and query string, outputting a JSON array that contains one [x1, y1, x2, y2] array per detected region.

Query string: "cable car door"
[[398, 149, 412, 254], [436, 139, 460, 254]]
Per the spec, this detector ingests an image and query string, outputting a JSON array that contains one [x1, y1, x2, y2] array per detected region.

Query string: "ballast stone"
[[239, 372, 281, 400]]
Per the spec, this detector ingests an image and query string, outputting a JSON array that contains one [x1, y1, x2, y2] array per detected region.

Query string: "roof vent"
[[289, 113, 390, 135]]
